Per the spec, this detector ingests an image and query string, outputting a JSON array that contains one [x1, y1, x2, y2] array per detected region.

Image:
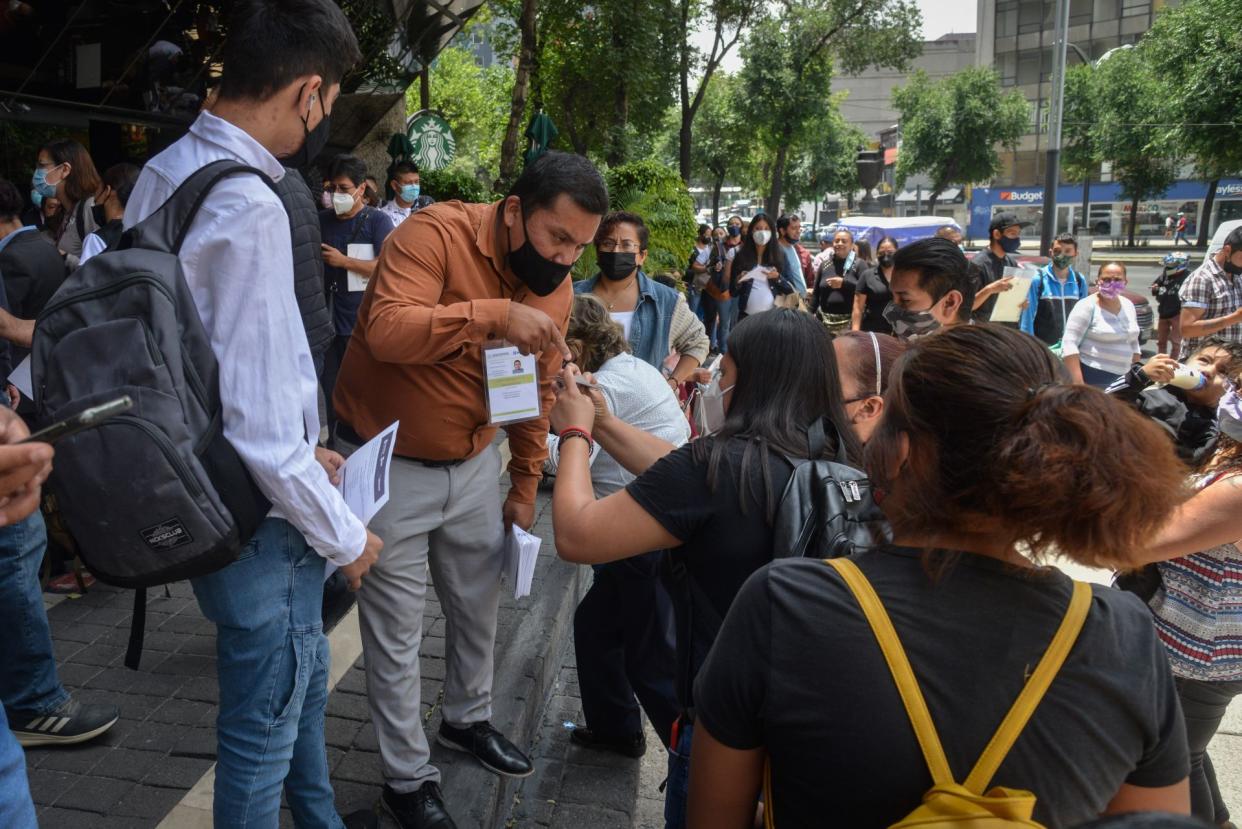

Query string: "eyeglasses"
[[597, 240, 642, 253]]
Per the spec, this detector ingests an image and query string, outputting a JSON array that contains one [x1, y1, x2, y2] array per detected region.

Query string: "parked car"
[[1015, 255, 1153, 345]]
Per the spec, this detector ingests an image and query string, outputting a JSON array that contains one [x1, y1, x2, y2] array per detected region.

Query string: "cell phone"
[[574, 376, 601, 391], [23, 396, 133, 444]]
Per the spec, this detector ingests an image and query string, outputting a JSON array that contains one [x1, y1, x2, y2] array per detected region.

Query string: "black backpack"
[[32, 160, 271, 667], [667, 420, 890, 709]]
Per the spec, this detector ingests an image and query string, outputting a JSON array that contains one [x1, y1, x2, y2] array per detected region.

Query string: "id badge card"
[[483, 342, 541, 426]]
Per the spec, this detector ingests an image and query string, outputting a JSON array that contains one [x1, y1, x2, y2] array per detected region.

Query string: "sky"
[[699, 0, 979, 74]]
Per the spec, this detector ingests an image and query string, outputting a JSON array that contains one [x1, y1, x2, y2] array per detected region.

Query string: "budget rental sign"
[[998, 189, 1044, 204]]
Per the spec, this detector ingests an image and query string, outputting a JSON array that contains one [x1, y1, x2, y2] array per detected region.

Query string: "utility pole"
[[1040, 0, 1070, 255]]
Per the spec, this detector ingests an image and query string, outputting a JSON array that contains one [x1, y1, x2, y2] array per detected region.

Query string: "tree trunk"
[[677, 0, 692, 184], [1079, 177, 1089, 235], [1199, 177, 1219, 248], [496, 0, 539, 189], [927, 187, 943, 216], [1128, 194, 1139, 248], [711, 175, 724, 227], [766, 139, 790, 217]]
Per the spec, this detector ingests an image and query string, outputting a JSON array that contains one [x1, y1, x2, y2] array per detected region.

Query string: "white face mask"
[[695, 375, 735, 435], [753, 230, 772, 246], [332, 191, 356, 216]]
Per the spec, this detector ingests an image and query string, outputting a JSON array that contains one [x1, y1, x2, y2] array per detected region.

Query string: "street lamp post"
[[1040, 0, 1070, 255]]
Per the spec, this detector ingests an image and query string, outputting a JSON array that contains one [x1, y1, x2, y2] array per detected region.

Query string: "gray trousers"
[[347, 442, 504, 792]]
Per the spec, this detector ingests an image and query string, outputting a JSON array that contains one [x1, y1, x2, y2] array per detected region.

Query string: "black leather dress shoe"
[[380, 782, 457, 829], [436, 720, 534, 778], [569, 726, 647, 758]]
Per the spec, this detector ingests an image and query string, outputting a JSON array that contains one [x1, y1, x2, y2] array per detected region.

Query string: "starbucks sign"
[[406, 111, 456, 172]]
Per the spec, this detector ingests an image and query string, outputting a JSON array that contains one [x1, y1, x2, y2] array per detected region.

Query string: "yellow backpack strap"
[[824, 558, 954, 786], [963, 579, 1092, 794]]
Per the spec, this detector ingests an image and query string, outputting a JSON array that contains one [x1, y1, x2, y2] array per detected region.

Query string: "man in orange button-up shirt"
[[332, 151, 607, 828]]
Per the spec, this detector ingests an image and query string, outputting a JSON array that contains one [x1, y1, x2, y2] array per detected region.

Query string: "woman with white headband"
[[832, 330, 906, 444]]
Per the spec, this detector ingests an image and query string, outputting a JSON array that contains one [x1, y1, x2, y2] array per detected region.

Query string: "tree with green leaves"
[[1143, 0, 1242, 245], [892, 66, 1029, 215], [1091, 45, 1179, 248], [740, 0, 922, 217], [690, 74, 750, 225], [537, 0, 680, 165], [1060, 63, 1101, 235], [410, 46, 514, 183], [675, 0, 766, 184], [782, 99, 864, 219]]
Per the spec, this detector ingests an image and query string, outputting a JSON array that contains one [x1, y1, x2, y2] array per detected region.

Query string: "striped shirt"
[[1060, 294, 1140, 377], [1149, 473, 1242, 682]]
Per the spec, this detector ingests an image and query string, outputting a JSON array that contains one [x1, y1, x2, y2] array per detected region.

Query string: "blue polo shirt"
[[319, 206, 394, 336]]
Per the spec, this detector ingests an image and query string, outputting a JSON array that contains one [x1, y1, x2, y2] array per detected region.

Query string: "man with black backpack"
[[121, 1, 383, 825]]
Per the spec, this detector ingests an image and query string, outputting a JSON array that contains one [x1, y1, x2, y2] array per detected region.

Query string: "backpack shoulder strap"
[[122, 160, 273, 256], [824, 557, 955, 786], [962, 580, 1091, 793]]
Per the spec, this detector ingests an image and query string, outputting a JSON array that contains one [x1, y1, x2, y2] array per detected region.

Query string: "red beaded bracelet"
[[558, 426, 593, 444]]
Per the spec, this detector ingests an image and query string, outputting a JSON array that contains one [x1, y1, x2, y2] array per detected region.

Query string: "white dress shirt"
[[379, 199, 414, 227], [124, 110, 366, 566]]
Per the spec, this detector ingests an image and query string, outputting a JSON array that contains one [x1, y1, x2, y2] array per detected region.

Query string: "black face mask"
[[281, 93, 330, 169], [878, 253, 895, 269], [597, 250, 637, 281], [91, 202, 108, 227], [508, 210, 573, 296]]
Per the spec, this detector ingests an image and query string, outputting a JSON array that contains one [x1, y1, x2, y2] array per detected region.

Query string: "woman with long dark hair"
[[549, 308, 860, 829], [688, 324, 1192, 828], [724, 213, 795, 320], [33, 139, 104, 271]]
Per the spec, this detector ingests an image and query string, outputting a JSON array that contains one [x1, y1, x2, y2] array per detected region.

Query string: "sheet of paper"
[[988, 267, 1033, 324], [503, 526, 541, 600], [744, 267, 775, 314], [324, 420, 399, 582], [484, 345, 540, 425], [346, 243, 375, 292], [9, 356, 32, 399]]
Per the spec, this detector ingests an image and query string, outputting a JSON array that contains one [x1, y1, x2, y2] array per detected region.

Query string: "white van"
[[1208, 219, 1242, 253]]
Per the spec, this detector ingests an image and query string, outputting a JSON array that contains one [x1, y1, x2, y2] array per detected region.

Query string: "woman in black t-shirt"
[[852, 235, 897, 334], [548, 308, 860, 829], [689, 324, 1193, 829], [810, 228, 864, 331]]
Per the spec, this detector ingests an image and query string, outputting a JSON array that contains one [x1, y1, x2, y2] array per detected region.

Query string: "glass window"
[[1121, 0, 1148, 17], [997, 52, 1017, 85], [1017, 50, 1041, 85], [1018, 2, 1045, 34], [1069, 0, 1093, 25], [997, 1, 1018, 37], [1094, 0, 1119, 19]]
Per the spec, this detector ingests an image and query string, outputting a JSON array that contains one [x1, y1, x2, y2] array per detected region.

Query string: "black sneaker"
[[380, 782, 457, 829], [8, 697, 119, 747], [436, 721, 533, 778], [569, 726, 646, 758]]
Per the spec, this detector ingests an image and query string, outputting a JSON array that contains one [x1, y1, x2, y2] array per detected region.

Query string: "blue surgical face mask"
[[32, 167, 57, 200], [30, 189, 43, 208], [400, 183, 420, 203]]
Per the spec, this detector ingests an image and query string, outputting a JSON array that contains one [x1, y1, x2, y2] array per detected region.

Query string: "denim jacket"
[[575, 270, 680, 369]]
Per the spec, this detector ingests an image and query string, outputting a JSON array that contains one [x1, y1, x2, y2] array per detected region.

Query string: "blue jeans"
[[0, 513, 68, 720], [0, 708, 35, 828], [191, 517, 342, 829], [664, 720, 693, 829]]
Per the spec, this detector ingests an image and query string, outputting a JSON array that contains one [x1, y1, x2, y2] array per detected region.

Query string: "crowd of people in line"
[[0, 1, 1240, 828]]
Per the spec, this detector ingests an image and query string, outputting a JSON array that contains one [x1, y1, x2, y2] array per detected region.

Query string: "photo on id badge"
[[485, 342, 541, 426]]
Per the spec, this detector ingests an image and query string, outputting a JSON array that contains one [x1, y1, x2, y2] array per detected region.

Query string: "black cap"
[[989, 212, 1032, 234]]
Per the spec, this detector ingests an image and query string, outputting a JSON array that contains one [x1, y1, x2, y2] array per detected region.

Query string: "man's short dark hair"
[[509, 151, 608, 218], [595, 211, 649, 251], [894, 237, 975, 322], [1225, 226, 1242, 253], [0, 178, 23, 221], [391, 161, 420, 179], [218, 0, 362, 102], [102, 163, 142, 208], [1054, 232, 1078, 249], [697, 223, 710, 235], [776, 214, 799, 231], [327, 155, 367, 188]]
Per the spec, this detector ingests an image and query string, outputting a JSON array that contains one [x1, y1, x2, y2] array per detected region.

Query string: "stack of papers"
[[325, 421, 398, 582], [504, 526, 541, 600]]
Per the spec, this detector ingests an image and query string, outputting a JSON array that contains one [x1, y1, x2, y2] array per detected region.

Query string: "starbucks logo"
[[406, 111, 457, 172]]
